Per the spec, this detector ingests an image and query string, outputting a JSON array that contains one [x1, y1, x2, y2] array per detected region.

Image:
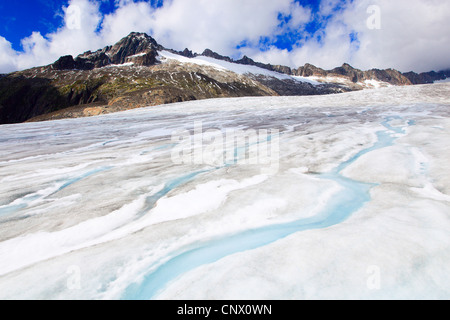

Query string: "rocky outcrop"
[[52, 55, 78, 70], [180, 48, 195, 58], [235, 55, 280, 72], [200, 49, 233, 62], [293, 63, 412, 85], [271, 65, 292, 75], [105, 32, 161, 65], [53, 32, 160, 71], [255, 76, 350, 96], [294, 63, 328, 77], [365, 68, 411, 85], [125, 52, 158, 66], [403, 70, 450, 84], [328, 63, 365, 83]]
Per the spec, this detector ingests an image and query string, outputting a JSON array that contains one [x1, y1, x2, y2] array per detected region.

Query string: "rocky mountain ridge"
[[171, 43, 448, 87], [403, 70, 450, 84], [0, 32, 448, 124]]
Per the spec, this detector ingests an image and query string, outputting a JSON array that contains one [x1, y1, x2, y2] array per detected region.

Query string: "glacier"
[[0, 83, 449, 299]]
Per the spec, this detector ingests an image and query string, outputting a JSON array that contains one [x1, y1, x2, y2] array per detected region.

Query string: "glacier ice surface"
[[0, 83, 449, 299]]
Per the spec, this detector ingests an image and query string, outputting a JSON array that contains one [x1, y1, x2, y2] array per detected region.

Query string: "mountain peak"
[[341, 63, 356, 70], [236, 55, 255, 65], [105, 32, 161, 65], [201, 49, 233, 62], [52, 32, 162, 70], [113, 32, 159, 51], [127, 31, 153, 39]]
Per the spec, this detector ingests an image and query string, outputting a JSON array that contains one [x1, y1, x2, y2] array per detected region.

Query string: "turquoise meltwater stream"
[[122, 117, 412, 300]]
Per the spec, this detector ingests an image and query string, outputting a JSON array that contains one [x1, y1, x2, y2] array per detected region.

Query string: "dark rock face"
[[125, 52, 158, 66], [0, 76, 70, 124], [366, 69, 411, 85], [294, 63, 328, 77], [180, 48, 195, 58], [77, 51, 111, 69], [106, 32, 160, 65], [201, 49, 233, 62], [403, 70, 450, 84], [255, 76, 350, 96], [53, 32, 160, 71], [165, 48, 197, 58], [293, 63, 412, 85], [53, 55, 77, 70], [234, 55, 281, 72], [271, 65, 292, 75], [235, 55, 255, 65], [53, 53, 112, 71], [328, 63, 365, 83]]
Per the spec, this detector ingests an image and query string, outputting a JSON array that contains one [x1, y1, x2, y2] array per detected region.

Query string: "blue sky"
[[0, 0, 449, 73], [0, 1, 122, 51]]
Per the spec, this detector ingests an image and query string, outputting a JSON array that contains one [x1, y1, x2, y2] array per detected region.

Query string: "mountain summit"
[[53, 33, 162, 70], [0, 32, 448, 124]]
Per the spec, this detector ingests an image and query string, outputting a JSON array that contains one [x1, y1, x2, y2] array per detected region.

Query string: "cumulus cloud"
[[0, 0, 449, 74], [289, 2, 313, 28], [100, 1, 155, 45], [0, 37, 17, 73], [346, 0, 450, 72], [148, 0, 296, 55], [252, 0, 450, 73], [0, 0, 104, 72]]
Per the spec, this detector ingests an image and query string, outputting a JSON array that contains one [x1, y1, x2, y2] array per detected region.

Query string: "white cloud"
[[148, 0, 295, 55], [99, 1, 155, 45], [0, 37, 17, 74], [5, 0, 104, 72], [248, 0, 450, 73], [320, 0, 345, 17], [347, 0, 450, 72], [289, 2, 313, 28], [289, 0, 450, 72], [0, 0, 449, 74]]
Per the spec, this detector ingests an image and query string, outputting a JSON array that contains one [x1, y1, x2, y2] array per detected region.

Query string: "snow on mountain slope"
[[158, 50, 295, 80], [158, 49, 397, 91], [0, 83, 449, 300], [157, 50, 354, 96]]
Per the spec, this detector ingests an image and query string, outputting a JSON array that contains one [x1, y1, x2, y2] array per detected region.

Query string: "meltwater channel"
[[122, 116, 413, 300]]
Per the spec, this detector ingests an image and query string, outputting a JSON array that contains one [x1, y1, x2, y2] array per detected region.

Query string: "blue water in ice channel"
[[121, 116, 414, 300], [0, 166, 112, 219]]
